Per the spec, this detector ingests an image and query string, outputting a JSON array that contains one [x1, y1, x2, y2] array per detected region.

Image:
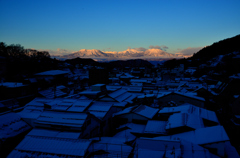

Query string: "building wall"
[[0, 85, 34, 100], [98, 106, 118, 137], [89, 69, 109, 86], [204, 142, 226, 157], [81, 115, 100, 138], [232, 96, 240, 115]]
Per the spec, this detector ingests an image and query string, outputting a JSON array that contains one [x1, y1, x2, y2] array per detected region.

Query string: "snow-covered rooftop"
[[0, 82, 26, 88], [135, 137, 181, 157], [157, 91, 205, 101], [156, 92, 172, 98], [133, 105, 159, 119], [88, 102, 113, 112], [0, 113, 31, 140], [35, 111, 88, 128], [144, 120, 167, 134], [130, 79, 148, 83], [27, 128, 81, 139], [181, 140, 221, 158], [174, 91, 205, 101], [109, 89, 127, 98], [35, 70, 69, 76], [116, 72, 134, 78], [113, 106, 136, 116], [158, 104, 191, 114], [79, 90, 101, 95], [87, 102, 113, 119], [9, 136, 91, 157], [170, 125, 229, 145], [39, 88, 66, 98], [166, 113, 204, 130], [158, 103, 219, 124], [89, 137, 132, 158], [67, 100, 92, 112]]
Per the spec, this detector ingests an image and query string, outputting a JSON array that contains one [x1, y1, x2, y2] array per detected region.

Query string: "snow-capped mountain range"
[[62, 48, 184, 59]]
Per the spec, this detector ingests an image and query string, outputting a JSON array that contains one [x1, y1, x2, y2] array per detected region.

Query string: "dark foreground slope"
[[190, 34, 240, 61]]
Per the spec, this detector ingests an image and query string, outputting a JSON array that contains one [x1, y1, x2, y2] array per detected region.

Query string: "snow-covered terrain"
[[62, 48, 185, 59]]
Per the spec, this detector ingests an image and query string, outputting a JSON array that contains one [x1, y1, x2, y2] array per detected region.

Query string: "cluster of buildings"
[[1, 63, 240, 157]]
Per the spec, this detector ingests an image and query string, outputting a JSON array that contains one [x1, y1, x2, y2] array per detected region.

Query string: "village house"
[[85, 101, 117, 136], [35, 70, 70, 88], [88, 136, 133, 158], [113, 105, 159, 125], [0, 112, 32, 157], [97, 88, 137, 111], [158, 103, 219, 126], [0, 82, 34, 100], [8, 128, 92, 158], [17, 98, 102, 138], [157, 91, 205, 108], [79, 84, 107, 99]]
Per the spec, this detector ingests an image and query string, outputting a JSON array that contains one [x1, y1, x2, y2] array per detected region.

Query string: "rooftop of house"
[[157, 91, 205, 101], [27, 128, 81, 139], [35, 111, 88, 128], [166, 112, 204, 130], [156, 125, 229, 145], [114, 105, 159, 120], [0, 112, 31, 140], [35, 70, 69, 76], [8, 135, 91, 157], [0, 82, 26, 88], [144, 120, 167, 134], [39, 88, 67, 99], [89, 137, 133, 158], [100, 88, 137, 103], [67, 99, 93, 112], [133, 105, 159, 119], [158, 103, 219, 124], [86, 101, 113, 119]]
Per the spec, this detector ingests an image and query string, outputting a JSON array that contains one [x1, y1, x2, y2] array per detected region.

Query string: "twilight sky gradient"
[[0, 0, 240, 56]]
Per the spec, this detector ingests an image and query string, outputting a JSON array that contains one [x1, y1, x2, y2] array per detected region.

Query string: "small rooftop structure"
[[38, 87, 67, 98], [79, 89, 102, 99], [91, 84, 106, 91], [116, 72, 134, 79], [130, 79, 148, 83]]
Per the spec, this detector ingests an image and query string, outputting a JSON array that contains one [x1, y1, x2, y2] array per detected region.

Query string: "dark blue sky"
[[0, 0, 239, 56]]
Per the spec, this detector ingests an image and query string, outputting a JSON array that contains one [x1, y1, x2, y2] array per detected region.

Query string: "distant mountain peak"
[[63, 48, 181, 59]]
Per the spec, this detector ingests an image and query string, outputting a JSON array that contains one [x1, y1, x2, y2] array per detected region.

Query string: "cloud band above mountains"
[[175, 47, 203, 58]]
